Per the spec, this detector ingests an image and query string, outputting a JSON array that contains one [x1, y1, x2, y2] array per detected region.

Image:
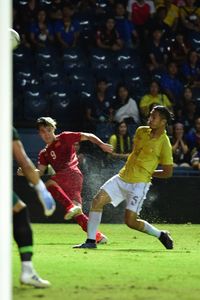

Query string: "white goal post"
[[0, 1, 12, 299]]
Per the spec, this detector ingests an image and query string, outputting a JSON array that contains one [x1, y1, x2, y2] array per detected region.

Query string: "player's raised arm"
[[80, 132, 113, 153]]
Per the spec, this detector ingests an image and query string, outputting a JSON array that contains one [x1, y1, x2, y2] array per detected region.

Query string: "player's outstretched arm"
[[13, 140, 40, 185], [13, 140, 56, 216], [17, 163, 47, 177], [80, 133, 113, 153]]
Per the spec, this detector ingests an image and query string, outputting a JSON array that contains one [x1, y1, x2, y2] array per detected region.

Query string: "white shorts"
[[100, 174, 151, 214]]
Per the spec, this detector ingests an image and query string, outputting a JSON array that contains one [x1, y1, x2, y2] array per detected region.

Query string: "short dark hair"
[[152, 105, 174, 125]]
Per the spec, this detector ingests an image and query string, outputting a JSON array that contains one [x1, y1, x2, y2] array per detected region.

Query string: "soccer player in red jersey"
[[36, 117, 113, 243]]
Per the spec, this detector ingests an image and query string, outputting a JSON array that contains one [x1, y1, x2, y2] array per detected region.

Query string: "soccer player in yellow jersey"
[[75, 106, 174, 249]]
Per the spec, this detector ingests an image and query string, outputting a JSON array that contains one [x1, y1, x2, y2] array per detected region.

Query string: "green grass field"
[[13, 224, 200, 300]]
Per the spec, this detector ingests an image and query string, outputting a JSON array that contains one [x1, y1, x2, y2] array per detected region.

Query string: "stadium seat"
[[77, 13, 96, 49], [90, 48, 113, 70], [128, 124, 138, 137], [192, 87, 200, 102], [70, 79, 93, 97], [95, 68, 122, 95], [39, 0, 52, 9], [95, 0, 108, 9], [24, 91, 48, 120], [62, 47, 88, 74], [50, 92, 71, 121], [122, 69, 146, 101], [69, 68, 94, 96], [35, 47, 59, 75], [62, 48, 85, 64], [13, 46, 34, 71], [95, 123, 115, 142], [18, 0, 28, 4], [42, 71, 62, 93], [114, 49, 141, 75], [17, 128, 45, 163], [190, 37, 200, 53], [13, 95, 24, 122], [50, 92, 84, 128], [14, 65, 40, 93]]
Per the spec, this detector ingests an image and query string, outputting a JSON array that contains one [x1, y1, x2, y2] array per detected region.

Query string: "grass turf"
[[13, 224, 200, 300]]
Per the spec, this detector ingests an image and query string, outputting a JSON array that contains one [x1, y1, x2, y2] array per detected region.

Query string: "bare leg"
[[125, 210, 161, 237]]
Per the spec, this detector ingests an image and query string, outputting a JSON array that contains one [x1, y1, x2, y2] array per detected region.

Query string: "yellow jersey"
[[155, 2, 179, 27], [180, 6, 200, 20], [119, 126, 173, 183]]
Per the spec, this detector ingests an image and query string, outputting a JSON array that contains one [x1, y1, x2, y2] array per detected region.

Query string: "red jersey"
[[131, 2, 150, 26], [38, 132, 81, 172]]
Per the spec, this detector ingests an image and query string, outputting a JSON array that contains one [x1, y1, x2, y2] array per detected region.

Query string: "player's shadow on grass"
[[37, 242, 70, 245], [96, 248, 188, 253]]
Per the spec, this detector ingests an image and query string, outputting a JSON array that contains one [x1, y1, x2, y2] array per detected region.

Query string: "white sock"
[[87, 211, 102, 240], [143, 221, 161, 238], [22, 261, 34, 274]]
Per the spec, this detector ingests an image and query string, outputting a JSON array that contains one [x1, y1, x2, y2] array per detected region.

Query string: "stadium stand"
[[12, 0, 200, 175]]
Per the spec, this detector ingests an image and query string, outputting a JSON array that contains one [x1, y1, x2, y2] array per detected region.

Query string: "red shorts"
[[51, 169, 83, 204]]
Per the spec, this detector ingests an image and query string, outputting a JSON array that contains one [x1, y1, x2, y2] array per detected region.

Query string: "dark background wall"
[[13, 174, 200, 224]]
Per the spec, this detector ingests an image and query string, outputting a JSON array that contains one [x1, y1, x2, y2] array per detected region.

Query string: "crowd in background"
[[13, 0, 200, 170]]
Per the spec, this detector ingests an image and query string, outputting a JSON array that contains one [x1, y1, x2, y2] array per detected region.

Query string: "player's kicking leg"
[[73, 190, 110, 248], [46, 183, 81, 220], [74, 212, 108, 244]]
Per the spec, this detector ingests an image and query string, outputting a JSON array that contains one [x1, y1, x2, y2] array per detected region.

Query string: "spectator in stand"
[[147, 28, 168, 72], [149, 6, 172, 39], [127, 0, 152, 51], [96, 16, 123, 51], [139, 80, 173, 122], [127, 0, 155, 17], [187, 116, 200, 169], [173, 0, 186, 6], [75, 0, 96, 17], [175, 86, 194, 122], [29, 9, 54, 49], [16, 0, 39, 48], [48, 0, 64, 21], [190, 147, 200, 170], [112, 83, 140, 124], [179, 0, 200, 41], [108, 120, 133, 161], [94, 0, 115, 17], [54, 4, 80, 50], [156, 0, 179, 33], [181, 100, 200, 133], [169, 32, 190, 65], [187, 116, 200, 148], [183, 86, 194, 104], [18, 0, 39, 29], [171, 122, 190, 167], [160, 61, 184, 106], [85, 78, 113, 131], [181, 50, 200, 88], [114, 2, 138, 48], [13, 6, 31, 48]]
